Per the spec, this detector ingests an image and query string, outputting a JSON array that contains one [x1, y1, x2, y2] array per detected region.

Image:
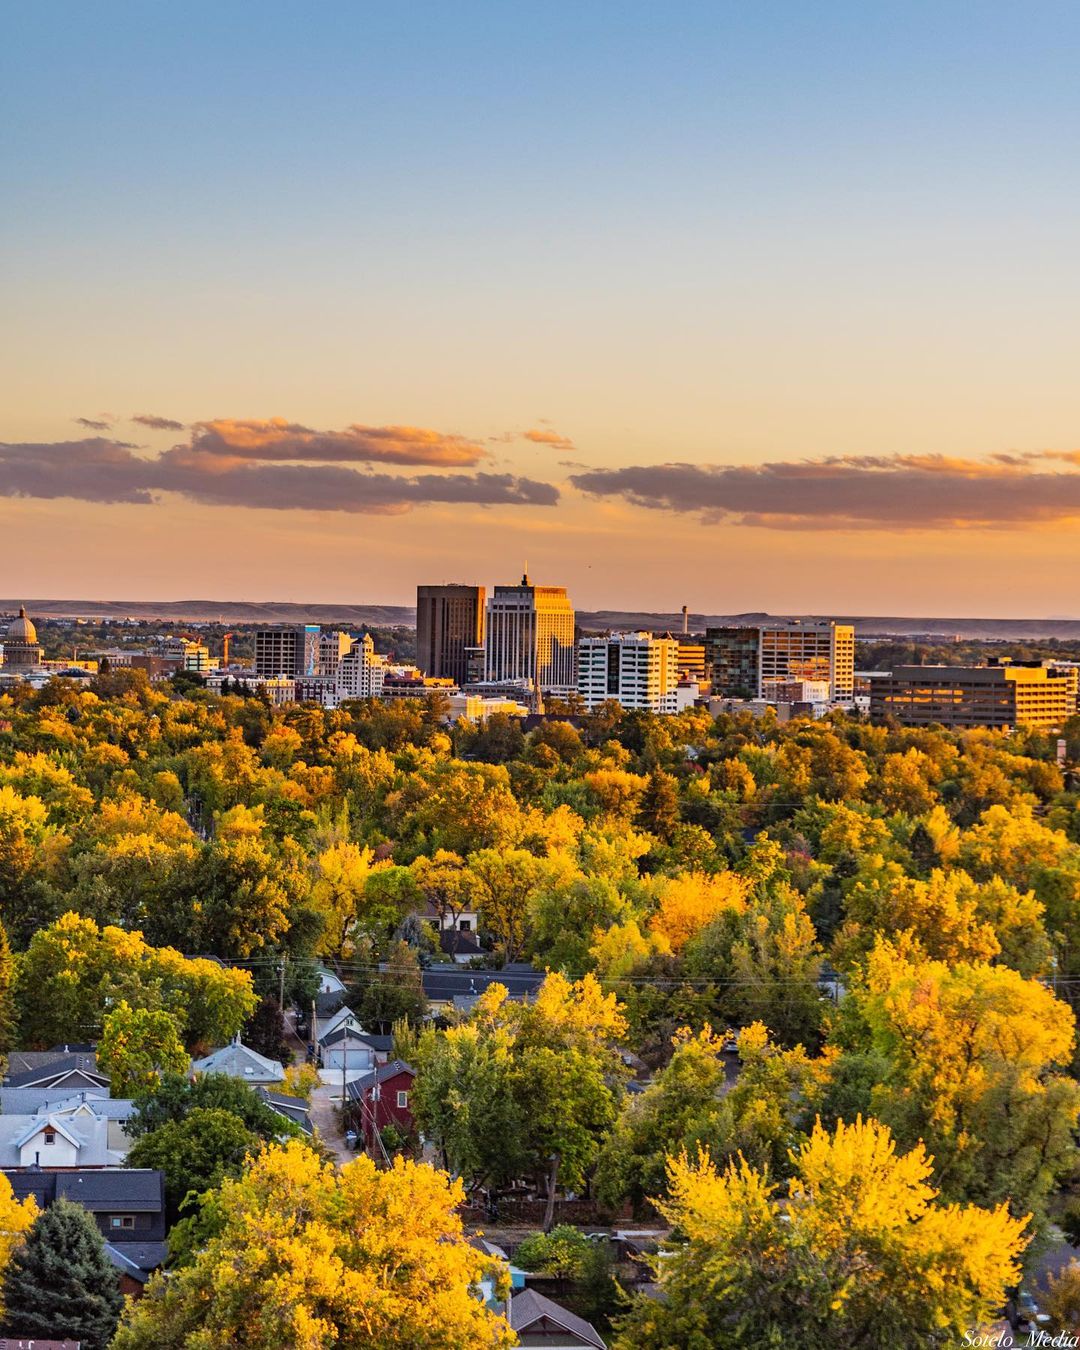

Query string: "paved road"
[[283, 1010, 349, 1165]]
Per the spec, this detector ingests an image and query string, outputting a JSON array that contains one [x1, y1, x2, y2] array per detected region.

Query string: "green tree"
[[129, 1071, 298, 1142], [243, 995, 291, 1065], [126, 1107, 261, 1222], [97, 1002, 189, 1095], [2, 1197, 123, 1350], [356, 940, 428, 1032]]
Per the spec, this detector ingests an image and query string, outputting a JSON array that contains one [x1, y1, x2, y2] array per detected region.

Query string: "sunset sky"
[[4, 2, 1080, 615]]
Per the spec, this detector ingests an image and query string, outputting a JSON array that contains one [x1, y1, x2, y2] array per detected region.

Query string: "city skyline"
[[6, 3, 1080, 614]]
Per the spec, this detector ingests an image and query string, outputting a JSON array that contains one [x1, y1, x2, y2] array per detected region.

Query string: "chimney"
[[681, 605, 689, 635]]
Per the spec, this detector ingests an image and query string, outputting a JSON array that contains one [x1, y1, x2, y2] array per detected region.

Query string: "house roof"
[[4, 1057, 109, 1091], [0, 1087, 110, 1115], [0, 1113, 120, 1167], [106, 1239, 167, 1270], [2, 1168, 164, 1215], [344, 1059, 415, 1101], [507, 1288, 606, 1350], [191, 1041, 284, 1083], [320, 1025, 380, 1050], [13, 1116, 82, 1151], [314, 990, 348, 1018], [5, 1047, 96, 1076], [440, 929, 485, 958], [257, 1088, 313, 1136], [420, 965, 543, 1003], [55, 1169, 163, 1212]]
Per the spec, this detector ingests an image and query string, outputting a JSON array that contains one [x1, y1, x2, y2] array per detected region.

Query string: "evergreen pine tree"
[[2, 1197, 123, 1350]]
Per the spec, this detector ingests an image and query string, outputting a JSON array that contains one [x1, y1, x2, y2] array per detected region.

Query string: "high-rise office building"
[[416, 585, 485, 686], [706, 621, 855, 701], [319, 629, 354, 680], [255, 624, 329, 678], [577, 632, 681, 712], [337, 634, 387, 700], [484, 571, 576, 693]]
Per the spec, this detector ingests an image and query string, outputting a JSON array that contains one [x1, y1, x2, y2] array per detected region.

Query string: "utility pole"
[[278, 956, 287, 1010]]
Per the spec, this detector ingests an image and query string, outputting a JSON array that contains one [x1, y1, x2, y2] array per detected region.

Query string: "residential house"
[[421, 898, 480, 936], [0, 1112, 124, 1168], [3, 1168, 166, 1293], [315, 1005, 392, 1070], [344, 1060, 416, 1149], [191, 1039, 285, 1088], [3, 1054, 110, 1096], [440, 927, 487, 965], [421, 964, 544, 1017], [256, 1087, 313, 1137], [504, 1288, 606, 1349]]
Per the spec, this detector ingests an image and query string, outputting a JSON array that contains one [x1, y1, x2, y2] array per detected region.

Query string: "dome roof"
[[6, 606, 38, 643]]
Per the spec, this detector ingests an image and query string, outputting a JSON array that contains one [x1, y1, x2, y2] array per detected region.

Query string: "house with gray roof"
[[504, 1288, 606, 1349], [0, 1110, 124, 1168], [3, 1055, 109, 1095], [191, 1038, 285, 1087]]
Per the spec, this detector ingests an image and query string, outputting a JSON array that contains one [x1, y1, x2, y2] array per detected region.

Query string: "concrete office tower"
[[484, 570, 576, 693], [319, 629, 354, 680], [255, 624, 324, 678], [416, 585, 486, 686], [577, 632, 681, 711], [337, 634, 387, 700], [706, 620, 855, 701]]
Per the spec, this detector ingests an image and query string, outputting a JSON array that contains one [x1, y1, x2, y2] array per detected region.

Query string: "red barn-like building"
[[345, 1059, 416, 1151]]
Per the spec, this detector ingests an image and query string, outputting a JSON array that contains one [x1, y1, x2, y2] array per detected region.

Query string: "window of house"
[[397, 1090, 409, 1109], [459, 919, 471, 931], [110, 1216, 135, 1230], [43, 1130, 55, 1145]]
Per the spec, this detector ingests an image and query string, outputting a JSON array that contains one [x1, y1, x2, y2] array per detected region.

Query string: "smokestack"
[[681, 605, 689, 635]]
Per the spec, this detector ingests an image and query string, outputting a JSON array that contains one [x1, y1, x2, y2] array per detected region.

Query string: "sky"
[[3, 2, 1080, 616]]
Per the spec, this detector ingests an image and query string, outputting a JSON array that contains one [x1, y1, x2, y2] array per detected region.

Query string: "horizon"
[[6, 3, 1080, 612]]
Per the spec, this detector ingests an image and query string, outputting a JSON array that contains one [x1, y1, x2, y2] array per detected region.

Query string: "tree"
[[0, 1174, 37, 1322], [0, 921, 17, 1065], [465, 847, 574, 963], [244, 995, 291, 1065], [129, 1071, 298, 1142], [15, 912, 256, 1050], [97, 1002, 189, 1095], [126, 1107, 261, 1222], [614, 1117, 1029, 1350], [111, 1141, 515, 1350], [847, 938, 1080, 1227], [2, 1197, 123, 1350], [356, 940, 428, 1032], [310, 841, 387, 957], [636, 768, 680, 842]]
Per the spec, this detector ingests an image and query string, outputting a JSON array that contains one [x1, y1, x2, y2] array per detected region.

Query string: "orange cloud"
[[523, 427, 575, 450], [190, 417, 487, 467]]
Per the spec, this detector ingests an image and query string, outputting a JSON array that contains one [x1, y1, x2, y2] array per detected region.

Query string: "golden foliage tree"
[[111, 1141, 515, 1350]]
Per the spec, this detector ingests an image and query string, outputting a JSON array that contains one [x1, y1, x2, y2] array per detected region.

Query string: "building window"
[[459, 919, 471, 932], [397, 1090, 409, 1109], [43, 1131, 55, 1145], [110, 1216, 135, 1230]]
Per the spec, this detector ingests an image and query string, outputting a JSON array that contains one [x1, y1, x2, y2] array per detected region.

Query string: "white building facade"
[[337, 634, 387, 701], [577, 632, 682, 712]]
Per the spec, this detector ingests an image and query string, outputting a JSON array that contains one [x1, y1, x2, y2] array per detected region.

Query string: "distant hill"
[[4, 600, 1080, 641]]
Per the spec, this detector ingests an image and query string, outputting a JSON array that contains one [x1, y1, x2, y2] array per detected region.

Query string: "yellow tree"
[[310, 840, 385, 957], [111, 1142, 515, 1350], [853, 938, 1080, 1222], [615, 1117, 1028, 1350], [647, 870, 749, 954], [0, 1173, 37, 1321]]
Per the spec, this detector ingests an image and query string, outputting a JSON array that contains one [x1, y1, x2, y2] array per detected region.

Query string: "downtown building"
[[254, 625, 351, 680], [870, 661, 1077, 730], [483, 571, 576, 694], [416, 584, 486, 686], [706, 620, 855, 702], [577, 632, 686, 712], [336, 634, 388, 701]]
